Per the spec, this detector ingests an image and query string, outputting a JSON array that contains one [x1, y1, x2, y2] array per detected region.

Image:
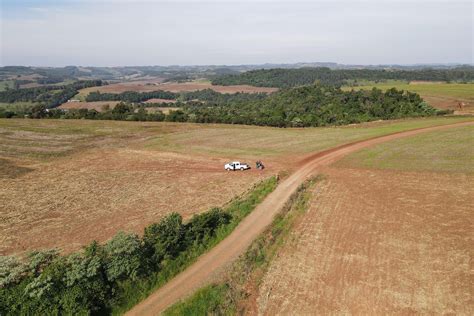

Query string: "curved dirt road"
[[127, 121, 473, 316]]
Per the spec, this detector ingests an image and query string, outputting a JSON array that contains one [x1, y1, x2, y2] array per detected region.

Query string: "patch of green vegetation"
[[212, 67, 474, 88], [0, 80, 14, 92], [163, 284, 233, 316], [0, 102, 35, 112], [336, 125, 474, 173], [163, 176, 320, 315], [343, 82, 474, 101]]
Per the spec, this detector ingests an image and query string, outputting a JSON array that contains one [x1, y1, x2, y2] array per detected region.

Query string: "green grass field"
[[343, 82, 474, 101], [336, 125, 474, 173]]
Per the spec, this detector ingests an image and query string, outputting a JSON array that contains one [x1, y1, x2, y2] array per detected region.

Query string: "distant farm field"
[[343, 82, 474, 113], [77, 80, 278, 98], [257, 125, 474, 314], [0, 116, 472, 256], [336, 125, 474, 173], [58, 101, 120, 111]]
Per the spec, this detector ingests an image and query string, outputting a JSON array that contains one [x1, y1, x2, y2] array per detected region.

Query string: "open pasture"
[[344, 82, 474, 113]]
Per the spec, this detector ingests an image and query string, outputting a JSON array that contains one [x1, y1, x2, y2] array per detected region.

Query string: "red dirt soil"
[[257, 168, 473, 314], [0, 149, 270, 255], [126, 121, 473, 315], [143, 98, 177, 104]]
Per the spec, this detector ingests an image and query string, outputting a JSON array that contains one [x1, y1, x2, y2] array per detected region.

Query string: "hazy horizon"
[[1, 0, 473, 67]]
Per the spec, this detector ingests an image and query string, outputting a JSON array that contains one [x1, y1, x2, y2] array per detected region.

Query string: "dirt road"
[[126, 121, 473, 315]]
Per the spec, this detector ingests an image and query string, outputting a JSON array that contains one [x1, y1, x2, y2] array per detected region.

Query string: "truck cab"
[[224, 161, 250, 171]]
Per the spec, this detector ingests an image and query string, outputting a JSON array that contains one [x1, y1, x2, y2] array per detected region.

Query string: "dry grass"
[[257, 168, 473, 314], [0, 116, 472, 256]]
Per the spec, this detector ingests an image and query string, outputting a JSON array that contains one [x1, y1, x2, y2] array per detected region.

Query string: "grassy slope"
[[144, 117, 474, 157], [336, 125, 474, 173], [1, 117, 472, 162]]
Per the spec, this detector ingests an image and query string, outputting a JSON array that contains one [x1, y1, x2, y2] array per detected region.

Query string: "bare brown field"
[[423, 95, 474, 114], [409, 80, 445, 84], [144, 98, 177, 104], [0, 148, 269, 255], [1, 117, 471, 257], [79, 81, 278, 96], [58, 101, 120, 111], [257, 167, 473, 315]]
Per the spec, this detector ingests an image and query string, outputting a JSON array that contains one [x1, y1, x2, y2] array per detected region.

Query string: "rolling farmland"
[[256, 125, 474, 315], [1, 117, 471, 256]]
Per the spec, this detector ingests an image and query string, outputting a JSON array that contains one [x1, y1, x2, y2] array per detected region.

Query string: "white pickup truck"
[[225, 161, 251, 171]]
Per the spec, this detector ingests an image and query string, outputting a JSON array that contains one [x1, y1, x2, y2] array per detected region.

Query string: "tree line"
[[211, 66, 474, 88], [181, 85, 439, 127], [85, 88, 268, 104], [0, 80, 103, 108], [1, 177, 277, 315], [1, 85, 443, 126]]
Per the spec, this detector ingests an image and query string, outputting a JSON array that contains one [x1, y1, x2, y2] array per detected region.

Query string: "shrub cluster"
[[0, 210, 232, 314]]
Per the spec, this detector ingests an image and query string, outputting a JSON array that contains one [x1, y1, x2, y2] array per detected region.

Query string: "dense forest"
[[182, 85, 438, 127], [4, 85, 442, 126], [86, 90, 176, 103], [0, 81, 102, 108], [211, 66, 474, 88]]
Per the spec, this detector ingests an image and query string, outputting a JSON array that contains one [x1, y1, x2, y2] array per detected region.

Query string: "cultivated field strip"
[[257, 168, 473, 315]]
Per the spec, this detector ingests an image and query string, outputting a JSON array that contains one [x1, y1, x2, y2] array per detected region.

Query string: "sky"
[[0, 0, 473, 67]]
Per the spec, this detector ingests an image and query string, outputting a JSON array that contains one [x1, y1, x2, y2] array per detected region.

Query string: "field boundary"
[[162, 176, 321, 315]]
